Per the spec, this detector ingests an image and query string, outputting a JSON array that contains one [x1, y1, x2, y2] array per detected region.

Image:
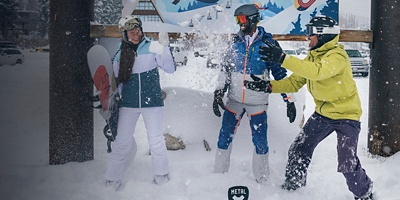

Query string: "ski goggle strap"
[[306, 25, 340, 36], [306, 26, 316, 36], [235, 15, 248, 24]]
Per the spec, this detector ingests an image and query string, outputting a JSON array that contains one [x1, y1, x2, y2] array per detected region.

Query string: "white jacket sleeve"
[[151, 42, 175, 74]]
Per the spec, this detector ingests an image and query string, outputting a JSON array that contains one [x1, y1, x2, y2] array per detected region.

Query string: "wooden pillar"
[[369, 0, 400, 156], [49, 0, 94, 164]]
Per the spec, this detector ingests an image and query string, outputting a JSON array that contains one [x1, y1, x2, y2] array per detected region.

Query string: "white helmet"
[[118, 15, 142, 32]]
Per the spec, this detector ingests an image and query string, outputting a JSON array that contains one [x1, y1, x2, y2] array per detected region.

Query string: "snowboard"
[[87, 44, 119, 153]]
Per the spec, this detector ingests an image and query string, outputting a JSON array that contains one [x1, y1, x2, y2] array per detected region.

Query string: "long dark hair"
[[118, 40, 139, 84]]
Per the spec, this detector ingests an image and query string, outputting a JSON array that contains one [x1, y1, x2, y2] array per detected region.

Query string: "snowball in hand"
[[149, 41, 165, 55]]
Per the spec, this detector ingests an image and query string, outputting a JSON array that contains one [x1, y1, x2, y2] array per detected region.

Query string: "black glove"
[[213, 89, 225, 117], [244, 74, 272, 93], [259, 41, 285, 64], [287, 102, 296, 123]]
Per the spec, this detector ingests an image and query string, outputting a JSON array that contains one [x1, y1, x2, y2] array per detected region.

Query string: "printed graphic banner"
[[153, 0, 338, 34]]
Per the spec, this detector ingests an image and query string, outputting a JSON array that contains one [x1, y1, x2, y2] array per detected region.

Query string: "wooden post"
[[49, 0, 94, 164], [368, 0, 400, 156]]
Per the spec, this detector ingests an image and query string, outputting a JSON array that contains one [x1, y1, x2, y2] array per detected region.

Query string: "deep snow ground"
[[0, 50, 399, 200]]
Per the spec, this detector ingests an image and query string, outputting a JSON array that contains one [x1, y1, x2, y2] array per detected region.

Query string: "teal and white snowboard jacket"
[[112, 37, 176, 108]]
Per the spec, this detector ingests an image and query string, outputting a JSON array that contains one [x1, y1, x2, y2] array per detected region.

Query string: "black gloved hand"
[[259, 41, 285, 64], [287, 102, 296, 123], [213, 89, 225, 117], [244, 74, 272, 93]]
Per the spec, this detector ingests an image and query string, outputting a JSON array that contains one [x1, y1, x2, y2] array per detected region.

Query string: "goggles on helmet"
[[306, 26, 316, 36], [124, 18, 142, 31], [306, 25, 340, 37], [235, 15, 248, 24]]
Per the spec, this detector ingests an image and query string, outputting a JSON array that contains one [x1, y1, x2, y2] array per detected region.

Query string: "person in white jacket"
[[105, 15, 176, 190]]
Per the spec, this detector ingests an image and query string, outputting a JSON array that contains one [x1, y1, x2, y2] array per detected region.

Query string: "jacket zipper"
[[242, 47, 249, 103], [241, 35, 261, 103], [138, 73, 141, 108]]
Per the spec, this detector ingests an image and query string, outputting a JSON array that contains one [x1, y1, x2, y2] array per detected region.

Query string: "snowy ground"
[[1, 50, 399, 200]]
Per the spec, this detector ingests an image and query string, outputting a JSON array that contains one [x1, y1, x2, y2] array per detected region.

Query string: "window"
[[136, 2, 155, 10], [139, 15, 161, 22], [345, 50, 362, 58]]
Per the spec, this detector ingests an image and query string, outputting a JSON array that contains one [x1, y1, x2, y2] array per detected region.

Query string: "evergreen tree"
[[0, 0, 20, 38], [267, 0, 284, 14], [25, 0, 39, 11], [310, 8, 317, 19], [36, 0, 49, 38], [320, 0, 338, 22], [187, 1, 214, 10], [290, 14, 305, 35]]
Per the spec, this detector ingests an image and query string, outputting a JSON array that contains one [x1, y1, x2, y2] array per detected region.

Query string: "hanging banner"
[[151, 0, 338, 34]]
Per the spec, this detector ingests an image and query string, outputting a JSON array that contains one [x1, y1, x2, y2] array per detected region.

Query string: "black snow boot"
[[354, 192, 373, 200], [281, 179, 306, 191]]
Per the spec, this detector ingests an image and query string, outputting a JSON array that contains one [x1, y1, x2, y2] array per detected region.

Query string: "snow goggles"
[[306, 26, 316, 36], [125, 18, 142, 31], [306, 25, 341, 36], [235, 15, 248, 24]]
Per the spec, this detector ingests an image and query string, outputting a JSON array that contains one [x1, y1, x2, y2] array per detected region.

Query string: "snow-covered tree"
[[94, 0, 122, 24], [25, 0, 39, 11], [36, 0, 49, 38], [0, 0, 21, 38]]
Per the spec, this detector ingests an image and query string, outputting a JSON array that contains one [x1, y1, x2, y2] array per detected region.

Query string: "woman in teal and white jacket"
[[105, 15, 175, 190]]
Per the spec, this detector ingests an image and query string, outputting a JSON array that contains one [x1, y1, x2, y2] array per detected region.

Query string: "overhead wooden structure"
[[90, 24, 373, 43]]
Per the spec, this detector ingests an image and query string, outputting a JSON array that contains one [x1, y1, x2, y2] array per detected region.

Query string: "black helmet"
[[234, 4, 260, 27], [306, 16, 340, 50], [305, 16, 340, 36]]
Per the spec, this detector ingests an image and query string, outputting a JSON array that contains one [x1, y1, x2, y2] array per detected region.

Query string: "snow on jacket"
[[217, 26, 287, 105], [112, 37, 175, 108], [270, 35, 362, 121]]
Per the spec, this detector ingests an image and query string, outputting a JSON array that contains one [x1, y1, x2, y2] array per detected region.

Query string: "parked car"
[[0, 49, 25, 66], [345, 48, 370, 77], [36, 45, 50, 52], [283, 48, 298, 56], [169, 43, 188, 65], [0, 41, 16, 49], [360, 50, 370, 58], [206, 50, 223, 68], [194, 47, 211, 57]]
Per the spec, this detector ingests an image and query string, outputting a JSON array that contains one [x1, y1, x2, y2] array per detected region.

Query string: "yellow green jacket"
[[271, 36, 362, 121]]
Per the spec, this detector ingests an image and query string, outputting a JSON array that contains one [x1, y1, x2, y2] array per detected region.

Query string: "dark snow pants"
[[284, 112, 372, 197], [217, 106, 268, 155]]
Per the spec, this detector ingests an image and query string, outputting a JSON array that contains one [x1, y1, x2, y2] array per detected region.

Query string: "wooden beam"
[[90, 24, 373, 43], [90, 24, 121, 38], [273, 30, 373, 43], [338, 30, 373, 43]]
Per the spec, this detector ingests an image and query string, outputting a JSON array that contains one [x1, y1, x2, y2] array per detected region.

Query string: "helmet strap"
[[122, 30, 129, 42]]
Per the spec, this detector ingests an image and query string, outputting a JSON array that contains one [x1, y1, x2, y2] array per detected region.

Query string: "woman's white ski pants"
[[105, 107, 169, 181]]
